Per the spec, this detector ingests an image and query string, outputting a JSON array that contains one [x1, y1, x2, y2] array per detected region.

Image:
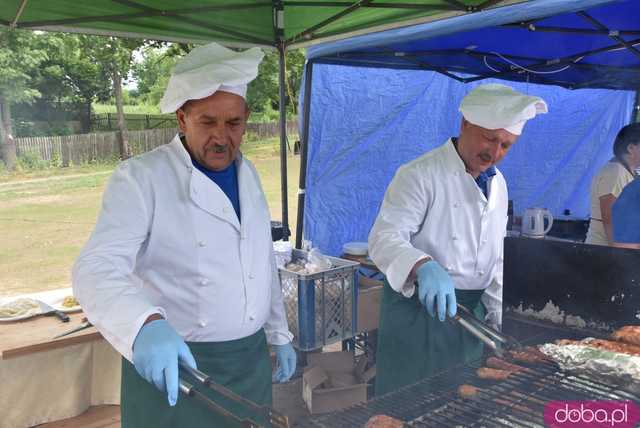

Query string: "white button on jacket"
[[73, 135, 293, 361], [368, 139, 507, 325]]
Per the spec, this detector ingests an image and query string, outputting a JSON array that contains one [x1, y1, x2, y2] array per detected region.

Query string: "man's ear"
[[176, 109, 187, 133]]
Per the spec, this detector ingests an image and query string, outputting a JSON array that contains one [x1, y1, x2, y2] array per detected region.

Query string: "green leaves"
[[0, 28, 47, 103], [246, 49, 305, 119]]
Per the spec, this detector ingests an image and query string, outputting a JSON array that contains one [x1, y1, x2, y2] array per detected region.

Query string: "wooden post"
[[62, 136, 70, 167], [113, 70, 130, 159]]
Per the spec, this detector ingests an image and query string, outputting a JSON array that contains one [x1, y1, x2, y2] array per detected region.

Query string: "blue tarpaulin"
[[299, 0, 638, 256]]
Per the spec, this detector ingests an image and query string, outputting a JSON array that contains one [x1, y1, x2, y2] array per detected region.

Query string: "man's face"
[[176, 91, 249, 171], [457, 119, 518, 177]]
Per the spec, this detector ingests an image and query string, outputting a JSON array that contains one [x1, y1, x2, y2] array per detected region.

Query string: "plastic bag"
[[306, 248, 333, 273], [273, 241, 293, 268]]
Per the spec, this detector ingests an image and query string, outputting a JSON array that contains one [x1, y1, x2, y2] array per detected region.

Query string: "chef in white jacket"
[[73, 43, 296, 428], [369, 84, 547, 395]]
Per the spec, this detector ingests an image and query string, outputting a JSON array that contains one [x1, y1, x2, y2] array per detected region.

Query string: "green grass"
[[0, 138, 300, 297], [0, 162, 117, 184]]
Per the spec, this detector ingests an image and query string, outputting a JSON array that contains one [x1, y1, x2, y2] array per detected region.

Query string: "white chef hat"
[[159, 42, 264, 113], [459, 83, 548, 135]]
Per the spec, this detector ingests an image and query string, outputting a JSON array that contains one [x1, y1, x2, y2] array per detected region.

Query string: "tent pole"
[[295, 60, 313, 249], [278, 41, 291, 241]]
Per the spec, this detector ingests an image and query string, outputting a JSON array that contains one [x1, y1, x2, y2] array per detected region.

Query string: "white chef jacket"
[[73, 135, 293, 361], [368, 139, 507, 325]]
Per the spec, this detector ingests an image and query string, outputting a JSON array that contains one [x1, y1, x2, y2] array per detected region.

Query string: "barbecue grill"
[[296, 237, 640, 427], [296, 315, 639, 428]]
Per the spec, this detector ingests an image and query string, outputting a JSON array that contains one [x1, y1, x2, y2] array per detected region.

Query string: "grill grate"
[[296, 316, 639, 428], [410, 362, 638, 428], [297, 360, 638, 428]]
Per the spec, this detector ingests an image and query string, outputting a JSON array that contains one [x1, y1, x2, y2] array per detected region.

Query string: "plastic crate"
[[279, 249, 359, 351]]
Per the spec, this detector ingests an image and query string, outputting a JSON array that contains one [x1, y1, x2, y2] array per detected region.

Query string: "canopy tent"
[[1, 0, 530, 48], [1, 0, 533, 240], [308, 0, 640, 90], [296, 0, 640, 252]]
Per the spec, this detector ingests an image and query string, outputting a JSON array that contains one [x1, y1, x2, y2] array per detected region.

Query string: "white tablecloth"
[[0, 288, 121, 428]]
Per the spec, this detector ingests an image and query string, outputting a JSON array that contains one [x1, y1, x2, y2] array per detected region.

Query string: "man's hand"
[[132, 319, 197, 406], [416, 261, 457, 321], [273, 343, 297, 383]]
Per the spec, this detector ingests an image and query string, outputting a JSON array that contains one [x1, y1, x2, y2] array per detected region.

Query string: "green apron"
[[121, 328, 272, 428], [375, 280, 486, 396]]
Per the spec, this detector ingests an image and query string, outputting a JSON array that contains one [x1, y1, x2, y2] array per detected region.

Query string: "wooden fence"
[[246, 121, 299, 141], [15, 128, 178, 166], [90, 113, 298, 139], [90, 113, 176, 131], [14, 120, 299, 166]]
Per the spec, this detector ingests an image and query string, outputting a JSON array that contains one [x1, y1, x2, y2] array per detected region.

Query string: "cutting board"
[[0, 311, 102, 359]]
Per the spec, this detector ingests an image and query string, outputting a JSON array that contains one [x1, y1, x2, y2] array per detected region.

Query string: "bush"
[[14, 121, 38, 137], [17, 150, 49, 170], [249, 105, 281, 123], [14, 120, 75, 137], [50, 151, 62, 168]]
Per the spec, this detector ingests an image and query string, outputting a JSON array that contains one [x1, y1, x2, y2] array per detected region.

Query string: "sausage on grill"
[[611, 326, 640, 347], [477, 367, 513, 381], [486, 357, 528, 373], [363, 414, 404, 428], [458, 384, 480, 399]]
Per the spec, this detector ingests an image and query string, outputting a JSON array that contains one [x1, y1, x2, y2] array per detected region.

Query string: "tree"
[[81, 36, 143, 159], [132, 46, 179, 106], [136, 43, 305, 121], [0, 28, 47, 169], [246, 49, 305, 119], [29, 33, 112, 133]]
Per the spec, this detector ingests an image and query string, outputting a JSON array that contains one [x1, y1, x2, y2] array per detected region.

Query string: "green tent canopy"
[[1, 0, 526, 48]]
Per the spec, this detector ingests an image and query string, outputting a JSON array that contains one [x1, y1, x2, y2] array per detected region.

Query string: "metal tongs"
[[452, 304, 521, 357], [178, 363, 289, 428]]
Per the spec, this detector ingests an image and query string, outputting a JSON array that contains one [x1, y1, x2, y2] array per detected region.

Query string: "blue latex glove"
[[416, 260, 457, 321], [132, 319, 197, 406], [273, 343, 297, 383]]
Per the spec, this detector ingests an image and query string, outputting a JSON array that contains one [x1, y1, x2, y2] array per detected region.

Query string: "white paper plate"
[[0, 298, 42, 322]]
